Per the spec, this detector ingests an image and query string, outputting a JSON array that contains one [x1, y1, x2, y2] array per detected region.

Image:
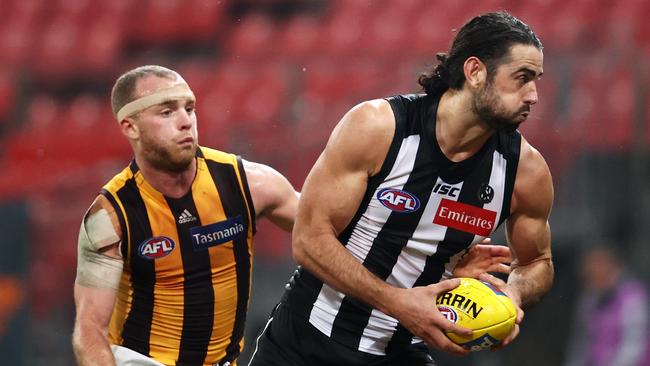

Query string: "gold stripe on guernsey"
[[133, 171, 184, 364], [104, 166, 134, 345], [192, 155, 234, 363]]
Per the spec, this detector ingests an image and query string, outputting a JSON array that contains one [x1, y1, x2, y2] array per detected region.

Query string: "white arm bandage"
[[75, 209, 123, 289]]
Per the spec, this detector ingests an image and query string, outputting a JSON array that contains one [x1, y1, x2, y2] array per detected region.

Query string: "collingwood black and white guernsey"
[[283, 92, 521, 356]]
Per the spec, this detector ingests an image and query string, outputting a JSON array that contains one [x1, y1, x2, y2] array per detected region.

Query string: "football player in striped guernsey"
[[71, 65, 301, 366], [250, 12, 553, 366]]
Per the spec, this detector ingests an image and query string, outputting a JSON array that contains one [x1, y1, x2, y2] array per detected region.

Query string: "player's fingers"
[[472, 243, 500, 254], [472, 245, 511, 264], [488, 263, 511, 275], [429, 331, 470, 356], [431, 278, 461, 294], [478, 237, 491, 245], [489, 254, 512, 265], [433, 313, 472, 337], [516, 307, 524, 323], [501, 324, 520, 347], [490, 324, 519, 351], [488, 244, 511, 258], [478, 272, 507, 289]]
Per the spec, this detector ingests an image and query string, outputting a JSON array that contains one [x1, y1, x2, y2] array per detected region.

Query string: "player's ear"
[[119, 117, 140, 139], [463, 57, 487, 89]]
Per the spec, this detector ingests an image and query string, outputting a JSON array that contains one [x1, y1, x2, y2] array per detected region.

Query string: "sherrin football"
[[436, 277, 516, 351]]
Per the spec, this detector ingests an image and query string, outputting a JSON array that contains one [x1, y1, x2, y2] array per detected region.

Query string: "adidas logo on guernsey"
[[178, 209, 197, 224]]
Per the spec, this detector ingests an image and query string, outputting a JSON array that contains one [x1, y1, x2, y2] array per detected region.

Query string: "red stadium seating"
[[0, 71, 16, 121], [565, 57, 635, 150], [32, 17, 81, 80], [77, 18, 124, 74], [275, 16, 321, 62], [0, 0, 647, 325], [224, 14, 278, 60]]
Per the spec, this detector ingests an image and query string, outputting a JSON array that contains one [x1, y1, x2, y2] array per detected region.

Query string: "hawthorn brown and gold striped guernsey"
[[102, 146, 256, 366]]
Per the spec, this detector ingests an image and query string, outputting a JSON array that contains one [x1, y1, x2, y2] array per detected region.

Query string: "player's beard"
[[472, 80, 529, 133], [140, 132, 196, 173]]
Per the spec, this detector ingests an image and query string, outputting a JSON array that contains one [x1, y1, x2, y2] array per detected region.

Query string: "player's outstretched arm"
[[292, 100, 471, 355], [242, 160, 299, 232], [72, 195, 123, 366]]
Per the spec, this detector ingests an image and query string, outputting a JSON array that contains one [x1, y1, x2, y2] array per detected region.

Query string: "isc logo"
[[377, 188, 420, 213], [138, 236, 175, 260], [432, 183, 460, 197]]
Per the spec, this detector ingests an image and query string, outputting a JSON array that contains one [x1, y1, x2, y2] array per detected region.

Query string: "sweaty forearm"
[[294, 234, 397, 315], [508, 258, 553, 308]]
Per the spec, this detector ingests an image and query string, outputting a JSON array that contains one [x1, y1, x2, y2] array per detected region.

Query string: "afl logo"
[[377, 188, 420, 213], [138, 236, 175, 259], [438, 306, 458, 323], [478, 183, 494, 204]]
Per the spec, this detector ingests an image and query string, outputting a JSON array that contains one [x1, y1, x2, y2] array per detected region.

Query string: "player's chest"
[[366, 176, 503, 241]]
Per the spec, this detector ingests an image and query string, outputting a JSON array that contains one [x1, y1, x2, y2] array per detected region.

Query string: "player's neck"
[[136, 157, 197, 199], [435, 90, 494, 162]]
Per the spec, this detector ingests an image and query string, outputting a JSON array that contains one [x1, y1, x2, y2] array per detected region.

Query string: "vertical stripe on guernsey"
[[164, 194, 212, 365], [191, 157, 232, 365], [206, 160, 253, 366], [103, 147, 255, 366], [118, 175, 156, 357]]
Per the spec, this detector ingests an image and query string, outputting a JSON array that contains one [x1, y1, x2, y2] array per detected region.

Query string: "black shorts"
[[248, 302, 437, 366]]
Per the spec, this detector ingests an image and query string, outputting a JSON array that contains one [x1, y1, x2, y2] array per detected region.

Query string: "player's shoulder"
[[85, 194, 121, 232], [88, 194, 116, 216], [241, 158, 297, 216], [102, 164, 135, 194], [321, 98, 397, 175], [241, 159, 285, 183], [336, 98, 395, 143], [512, 136, 554, 213], [518, 137, 551, 180], [81, 194, 123, 251]]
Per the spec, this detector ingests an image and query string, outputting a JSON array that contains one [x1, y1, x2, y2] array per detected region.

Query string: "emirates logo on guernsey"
[[433, 199, 496, 236]]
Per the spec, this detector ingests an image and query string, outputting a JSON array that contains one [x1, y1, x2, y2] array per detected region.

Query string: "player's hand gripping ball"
[[436, 277, 516, 351]]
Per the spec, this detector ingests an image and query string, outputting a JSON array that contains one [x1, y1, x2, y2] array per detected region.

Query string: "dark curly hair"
[[418, 12, 542, 95]]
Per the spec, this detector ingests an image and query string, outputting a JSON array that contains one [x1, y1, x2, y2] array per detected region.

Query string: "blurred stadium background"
[[0, 0, 649, 364]]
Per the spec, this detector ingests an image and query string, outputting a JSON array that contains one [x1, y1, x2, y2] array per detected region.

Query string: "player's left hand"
[[452, 238, 512, 278], [477, 272, 524, 350]]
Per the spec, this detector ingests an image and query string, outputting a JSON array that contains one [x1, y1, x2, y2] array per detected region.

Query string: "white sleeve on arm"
[[75, 209, 123, 289]]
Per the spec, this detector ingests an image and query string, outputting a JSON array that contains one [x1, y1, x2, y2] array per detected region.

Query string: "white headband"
[[116, 83, 196, 122]]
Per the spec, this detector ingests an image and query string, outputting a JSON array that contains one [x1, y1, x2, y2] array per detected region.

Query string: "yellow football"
[[436, 277, 517, 351]]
